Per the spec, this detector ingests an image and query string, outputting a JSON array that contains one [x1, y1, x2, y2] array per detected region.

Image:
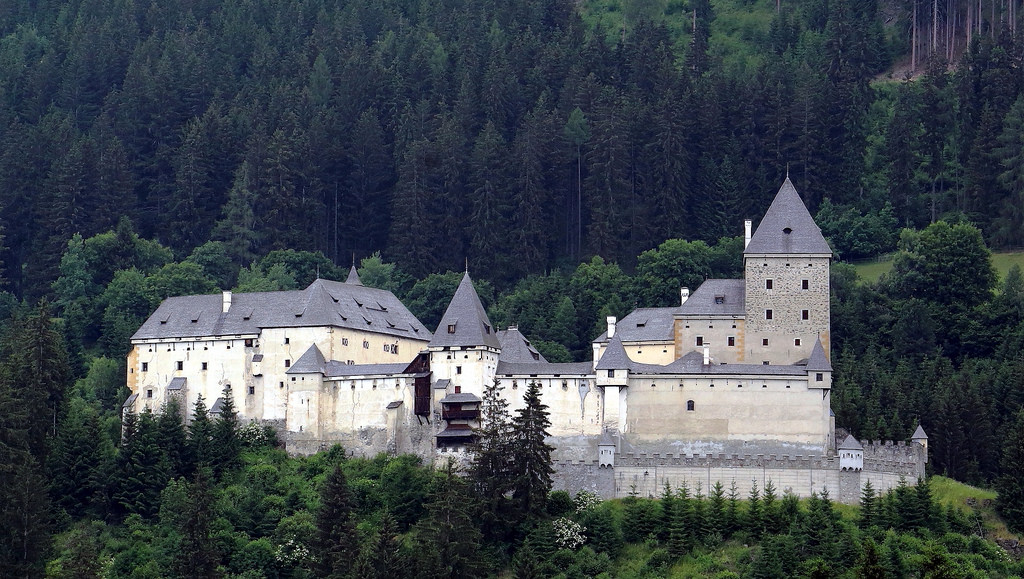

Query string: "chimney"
[[606, 316, 616, 338], [222, 291, 232, 313], [744, 219, 752, 249], [680, 287, 690, 305], [703, 346, 710, 365]]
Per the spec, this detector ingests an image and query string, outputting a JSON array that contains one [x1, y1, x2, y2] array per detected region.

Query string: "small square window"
[[279, 382, 284, 388], [248, 385, 255, 395], [448, 324, 456, 334], [284, 337, 290, 344], [141, 362, 148, 372], [763, 361, 770, 365], [802, 310, 809, 320], [146, 389, 153, 398], [284, 359, 291, 367], [686, 400, 694, 411], [802, 279, 809, 290], [607, 369, 615, 378], [714, 295, 725, 304], [728, 336, 735, 347], [794, 339, 801, 347], [342, 337, 349, 346], [765, 309, 773, 320], [696, 336, 704, 346], [244, 338, 253, 347], [176, 361, 183, 371], [456, 366, 462, 375], [765, 279, 773, 290], [816, 373, 824, 382], [202, 362, 208, 370], [762, 338, 769, 346]]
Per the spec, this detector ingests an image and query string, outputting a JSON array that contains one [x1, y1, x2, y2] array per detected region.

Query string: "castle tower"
[[427, 272, 501, 398], [743, 178, 832, 365]]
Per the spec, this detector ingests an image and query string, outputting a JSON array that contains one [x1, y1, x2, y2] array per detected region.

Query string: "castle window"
[[816, 373, 824, 382], [279, 382, 284, 388], [765, 309, 773, 320], [802, 279, 809, 290], [802, 310, 809, 320], [202, 362, 208, 370], [363, 340, 369, 349], [794, 339, 801, 347], [762, 338, 769, 346], [728, 337, 735, 347], [284, 359, 291, 367], [765, 279, 773, 290], [686, 400, 695, 411], [176, 361, 183, 371], [456, 366, 462, 375], [783, 227, 792, 234], [763, 361, 770, 365], [607, 369, 615, 378], [485, 325, 491, 334], [248, 385, 255, 395], [284, 337, 289, 344], [714, 295, 725, 304], [695, 336, 704, 346], [244, 339, 253, 347], [342, 338, 349, 346], [146, 389, 153, 398], [448, 324, 456, 334], [141, 362, 148, 372]]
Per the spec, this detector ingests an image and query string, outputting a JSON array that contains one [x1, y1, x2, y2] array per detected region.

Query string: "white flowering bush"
[[239, 420, 275, 447], [552, 517, 586, 550], [574, 490, 602, 513], [275, 538, 312, 566]]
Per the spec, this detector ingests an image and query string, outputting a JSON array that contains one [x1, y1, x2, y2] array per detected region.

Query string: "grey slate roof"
[[167, 377, 186, 391], [386, 400, 403, 409], [436, 424, 474, 438], [434, 378, 451, 390], [838, 434, 863, 450], [210, 397, 225, 414], [678, 279, 746, 316], [439, 392, 482, 404], [744, 178, 832, 255], [497, 327, 547, 363], [428, 272, 501, 349], [912, 425, 928, 440], [123, 393, 138, 409], [287, 344, 327, 374], [595, 336, 633, 370], [345, 266, 362, 285], [594, 307, 678, 343], [599, 430, 615, 446], [323, 362, 410, 377], [496, 361, 594, 375], [627, 350, 819, 377], [804, 338, 832, 372], [132, 279, 431, 342]]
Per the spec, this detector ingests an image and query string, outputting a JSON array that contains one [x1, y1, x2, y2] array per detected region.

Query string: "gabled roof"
[[345, 265, 362, 285], [744, 178, 832, 255], [678, 279, 746, 316], [440, 392, 482, 404], [594, 307, 678, 343], [167, 377, 186, 391], [595, 336, 633, 370], [496, 361, 594, 375], [838, 434, 863, 450], [912, 425, 928, 440], [323, 362, 410, 377], [428, 272, 500, 349], [132, 278, 431, 342], [209, 397, 226, 414], [497, 327, 547, 363], [287, 344, 327, 374], [804, 338, 832, 372]]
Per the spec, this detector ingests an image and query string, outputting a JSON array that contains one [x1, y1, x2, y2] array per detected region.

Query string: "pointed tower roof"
[[912, 425, 928, 440], [595, 335, 633, 370], [497, 327, 547, 363], [744, 178, 832, 255], [287, 344, 327, 374], [804, 337, 832, 372], [838, 434, 863, 450], [429, 272, 501, 349], [345, 265, 362, 285]]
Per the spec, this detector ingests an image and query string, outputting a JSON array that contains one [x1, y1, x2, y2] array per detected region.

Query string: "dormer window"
[[816, 373, 824, 381], [783, 227, 792, 234], [484, 324, 490, 334], [714, 295, 725, 304], [531, 352, 539, 361], [448, 324, 456, 334]]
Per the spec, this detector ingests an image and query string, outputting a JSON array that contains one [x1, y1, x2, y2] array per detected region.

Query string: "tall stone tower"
[[427, 272, 501, 397], [743, 178, 832, 365]]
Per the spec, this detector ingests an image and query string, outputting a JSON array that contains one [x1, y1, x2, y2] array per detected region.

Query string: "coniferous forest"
[[3, 0, 1024, 576]]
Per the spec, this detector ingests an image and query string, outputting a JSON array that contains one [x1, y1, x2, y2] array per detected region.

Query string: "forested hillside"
[[2, 0, 1024, 299]]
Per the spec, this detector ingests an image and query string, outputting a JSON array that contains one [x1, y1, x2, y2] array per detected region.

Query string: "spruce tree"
[[353, 512, 403, 579], [157, 398, 188, 479], [188, 395, 213, 469], [859, 480, 878, 530], [996, 409, 1024, 532], [469, 378, 515, 539], [707, 481, 726, 540], [171, 468, 219, 579], [212, 385, 241, 476], [315, 464, 358, 579], [410, 461, 484, 578], [511, 380, 554, 519], [746, 481, 763, 538]]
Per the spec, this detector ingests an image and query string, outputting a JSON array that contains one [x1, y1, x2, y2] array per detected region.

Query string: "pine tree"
[[512, 380, 554, 519], [410, 461, 485, 578], [315, 464, 358, 579], [859, 480, 878, 530], [353, 512, 403, 579], [157, 398, 188, 479], [707, 481, 726, 540], [469, 379, 516, 541], [658, 482, 675, 542], [746, 481, 763, 538], [49, 401, 111, 518], [188, 395, 213, 470]]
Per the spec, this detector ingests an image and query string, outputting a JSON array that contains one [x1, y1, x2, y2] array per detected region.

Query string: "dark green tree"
[[171, 468, 220, 579], [315, 464, 358, 579], [212, 385, 241, 476], [512, 380, 554, 519], [996, 409, 1024, 532]]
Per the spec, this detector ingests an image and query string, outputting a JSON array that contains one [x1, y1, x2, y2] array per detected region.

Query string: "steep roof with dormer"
[[428, 272, 501, 349], [497, 327, 547, 363], [132, 278, 431, 342], [744, 178, 832, 256]]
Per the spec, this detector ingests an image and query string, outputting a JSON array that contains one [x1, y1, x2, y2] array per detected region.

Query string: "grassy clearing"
[[851, 251, 1024, 284], [928, 475, 1018, 541]]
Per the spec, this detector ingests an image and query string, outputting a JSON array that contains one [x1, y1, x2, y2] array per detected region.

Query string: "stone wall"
[[743, 256, 830, 364]]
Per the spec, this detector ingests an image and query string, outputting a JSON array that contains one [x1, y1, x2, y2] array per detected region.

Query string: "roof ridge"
[[744, 179, 832, 255], [428, 272, 500, 349]]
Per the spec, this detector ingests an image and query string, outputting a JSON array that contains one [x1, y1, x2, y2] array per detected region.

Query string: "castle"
[[125, 179, 926, 503]]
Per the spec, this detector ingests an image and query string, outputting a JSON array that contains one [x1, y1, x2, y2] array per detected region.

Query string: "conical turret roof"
[[345, 265, 362, 285], [745, 178, 832, 255], [912, 425, 928, 440], [429, 272, 500, 349], [595, 335, 633, 370], [287, 343, 327, 374], [805, 337, 832, 372], [838, 434, 863, 450]]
